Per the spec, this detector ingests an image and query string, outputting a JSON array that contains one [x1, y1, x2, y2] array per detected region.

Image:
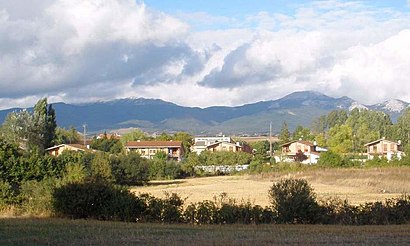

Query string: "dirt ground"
[[131, 168, 410, 206]]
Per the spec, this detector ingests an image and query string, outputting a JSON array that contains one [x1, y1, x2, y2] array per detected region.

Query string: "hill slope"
[[0, 91, 408, 134]]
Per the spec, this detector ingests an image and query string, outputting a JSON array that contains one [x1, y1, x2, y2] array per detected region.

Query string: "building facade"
[[364, 138, 403, 161], [45, 144, 93, 156], [125, 140, 184, 161], [281, 140, 324, 164], [191, 136, 244, 154]]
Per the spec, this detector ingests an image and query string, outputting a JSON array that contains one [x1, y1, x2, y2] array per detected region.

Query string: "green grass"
[[1, 218, 410, 245]]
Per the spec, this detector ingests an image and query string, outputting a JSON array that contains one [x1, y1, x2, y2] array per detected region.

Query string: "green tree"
[[327, 125, 353, 154], [268, 178, 319, 224], [120, 129, 151, 145], [109, 152, 149, 185], [292, 125, 314, 141], [55, 127, 80, 145], [1, 110, 32, 149], [173, 132, 193, 156], [90, 136, 123, 154], [311, 115, 327, 133], [279, 122, 290, 144], [181, 152, 200, 176], [1, 98, 57, 153], [326, 110, 348, 129], [90, 152, 113, 182], [45, 104, 57, 148], [155, 132, 172, 141], [317, 151, 345, 167], [392, 108, 410, 147]]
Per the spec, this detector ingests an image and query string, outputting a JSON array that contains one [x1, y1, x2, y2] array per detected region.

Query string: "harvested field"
[[131, 167, 410, 206]]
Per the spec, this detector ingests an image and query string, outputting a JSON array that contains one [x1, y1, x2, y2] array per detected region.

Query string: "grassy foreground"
[[1, 218, 410, 245]]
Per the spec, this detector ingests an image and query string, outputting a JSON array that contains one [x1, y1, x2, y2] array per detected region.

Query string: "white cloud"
[[196, 1, 410, 105], [1, 0, 410, 110], [0, 0, 195, 102]]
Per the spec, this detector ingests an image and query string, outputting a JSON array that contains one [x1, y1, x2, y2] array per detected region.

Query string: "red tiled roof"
[[125, 141, 182, 148], [364, 138, 398, 147], [45, 144, 94, 152], [281, 140, 314, 147]]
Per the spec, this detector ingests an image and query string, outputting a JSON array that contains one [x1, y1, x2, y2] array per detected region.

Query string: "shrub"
[[317, 151, 346, 167], [20, 179, 58, 215], [268, 178, 319, 224], [52, 181, 143, 222], [0, 181, 20, 207], [183, 193, 275, 225], [318, 197, 359, 225], [110, 153, 149, 185], [139, 192, 184, 223], [184, 200, 218, 224]]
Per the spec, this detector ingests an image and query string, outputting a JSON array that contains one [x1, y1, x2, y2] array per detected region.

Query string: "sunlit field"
[[131, 167, 410, 206]]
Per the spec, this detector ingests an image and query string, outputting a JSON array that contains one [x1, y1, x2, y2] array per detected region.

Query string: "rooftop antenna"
[[82, 123, 87, 146]]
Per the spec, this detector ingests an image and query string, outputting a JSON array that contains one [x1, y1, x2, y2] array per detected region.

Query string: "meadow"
[[131, 167, 410, 206], [1, 218, 410, 245]]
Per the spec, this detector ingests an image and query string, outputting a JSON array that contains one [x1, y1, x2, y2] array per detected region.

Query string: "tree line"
[[278, 108, 410, 156]]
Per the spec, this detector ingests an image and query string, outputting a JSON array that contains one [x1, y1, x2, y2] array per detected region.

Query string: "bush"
[[268, 178, 319, 224], [183, 193, 274, 225], [249, 159, 272, 173], [110, 153, 149, 185], [317, 197, 359, 225], [139, 192, 184, 223], [0, 181, 20, 207], [20, 179, 58, 215], [52, 181, 143, 222], [184, 200, 218, 224], [317, 151, 346, 167]]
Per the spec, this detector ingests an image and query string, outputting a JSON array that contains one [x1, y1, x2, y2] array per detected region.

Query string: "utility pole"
[[269, 122, 273, 158], [82, 123, 87, 147]]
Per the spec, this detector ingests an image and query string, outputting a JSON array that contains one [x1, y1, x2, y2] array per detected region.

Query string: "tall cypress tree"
[[279, 121, 290, 145], [45, 104, 57, 148]]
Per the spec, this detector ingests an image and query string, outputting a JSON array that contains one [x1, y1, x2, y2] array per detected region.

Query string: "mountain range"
[[0, 91, 408, 135]]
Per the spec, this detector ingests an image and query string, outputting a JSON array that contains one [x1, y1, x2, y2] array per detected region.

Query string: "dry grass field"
[[131, 167, 410, 206], [1, 218, 410, 245]]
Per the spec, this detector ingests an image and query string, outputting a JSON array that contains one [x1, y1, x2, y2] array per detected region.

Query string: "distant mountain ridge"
[[0, 91, 408, 135]]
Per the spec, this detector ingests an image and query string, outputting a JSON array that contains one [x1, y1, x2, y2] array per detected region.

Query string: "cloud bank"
[[1, 0, 410, 109]]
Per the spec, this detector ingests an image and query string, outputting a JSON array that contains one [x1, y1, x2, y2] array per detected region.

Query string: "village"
[[44, 131, 404, 168]]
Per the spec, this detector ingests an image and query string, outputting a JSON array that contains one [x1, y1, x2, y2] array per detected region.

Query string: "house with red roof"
[[125, 140, 184, 161], [281, 140, 326, 164], [364, 138, 403, 161]]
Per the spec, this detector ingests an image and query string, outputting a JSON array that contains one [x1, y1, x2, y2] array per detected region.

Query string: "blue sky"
[[144, 0, 409, 17], [143, 0, 410, 28], [1, 0, 410, 109]]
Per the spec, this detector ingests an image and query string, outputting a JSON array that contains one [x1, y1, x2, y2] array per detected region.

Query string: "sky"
[[1, 0, 410, 109]]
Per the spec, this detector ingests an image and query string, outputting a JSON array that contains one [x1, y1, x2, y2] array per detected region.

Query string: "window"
[[383, 144, 387, 152]]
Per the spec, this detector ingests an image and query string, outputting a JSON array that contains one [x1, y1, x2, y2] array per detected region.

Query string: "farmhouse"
[[45, 144, 94, 156], [364, 138, 403, 161], [125, 140, 184, 161], [281, 140, 326, 164], [191, 136, 247, 154]]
